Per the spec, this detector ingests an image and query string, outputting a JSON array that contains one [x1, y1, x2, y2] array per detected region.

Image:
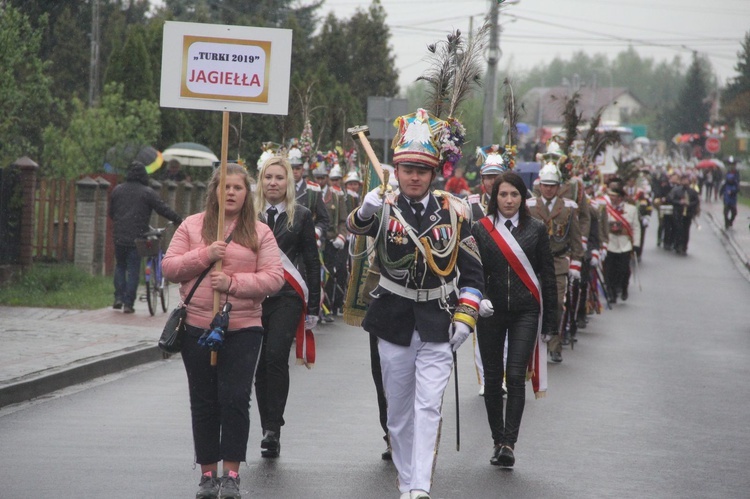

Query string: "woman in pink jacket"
[[162, 163, 284, 499]]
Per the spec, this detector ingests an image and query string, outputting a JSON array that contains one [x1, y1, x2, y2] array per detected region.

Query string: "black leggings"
[[477, 309, 539, 446], [182, 324, 263, 464]]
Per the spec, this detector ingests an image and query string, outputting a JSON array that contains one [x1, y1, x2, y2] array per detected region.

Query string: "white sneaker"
[[478, 385, 485, 396], [411, 491, 430, 499]]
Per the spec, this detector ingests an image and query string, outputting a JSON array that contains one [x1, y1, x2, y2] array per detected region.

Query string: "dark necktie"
[[545, 199, 552, 210], [410, 202, 424, 225], [505, 219, 514, 233], [266, 206, 277, 230]]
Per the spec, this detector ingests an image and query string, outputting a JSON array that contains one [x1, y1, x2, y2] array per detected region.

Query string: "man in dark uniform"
[[348, 108, 483, 499], [667, 174, 700, 255], [291, 149, 330, 241], [314, 162, 348, 320]]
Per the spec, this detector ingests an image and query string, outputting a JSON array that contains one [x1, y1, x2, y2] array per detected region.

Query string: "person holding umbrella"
[[162, 163, 284, 499]]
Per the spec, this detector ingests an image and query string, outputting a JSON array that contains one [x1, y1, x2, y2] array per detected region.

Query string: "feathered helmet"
[[476, 144, 516, 175], [391, 25, 488, 178], [257, 142, 282, 169], [329, 164, 343, 179], [287, 138, 303, 166], [391, 108, 464, 176], [343, 170, 361, 184], [310, 151, 329, 177]]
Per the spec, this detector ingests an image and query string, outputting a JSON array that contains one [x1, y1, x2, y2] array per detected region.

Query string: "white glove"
[[357, 187, 384, 219], [542, 334, 553, 343], [305, 315, 319, 329], [332, 234, 345, 250], [590, 249, 600, 267], [568, 260, 581, 280], [478, 299, 494, 318], [600, 244, 608, 262], [449, 322, 471, 352], [641, 216, 650, 228]]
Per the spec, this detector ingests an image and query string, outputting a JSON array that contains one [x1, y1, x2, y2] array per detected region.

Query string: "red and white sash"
[[279, 251, 316, 368], [600, 196, 633, 241], [480, 217, 547, 398]]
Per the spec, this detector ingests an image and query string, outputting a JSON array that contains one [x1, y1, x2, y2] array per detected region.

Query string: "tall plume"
[[503, 78, 522, 148], [559, 92, 582, 156], [418, 22, 490, 119]]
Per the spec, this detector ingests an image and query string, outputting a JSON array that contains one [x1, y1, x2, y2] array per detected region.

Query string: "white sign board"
[[160, 21, 292, 115]]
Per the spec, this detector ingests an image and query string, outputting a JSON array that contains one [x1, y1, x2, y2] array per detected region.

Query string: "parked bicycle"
[[135, 225, 171, 316]]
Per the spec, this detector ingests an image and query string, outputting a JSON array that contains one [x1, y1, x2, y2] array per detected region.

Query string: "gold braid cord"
[[419, 218, 462, 277]]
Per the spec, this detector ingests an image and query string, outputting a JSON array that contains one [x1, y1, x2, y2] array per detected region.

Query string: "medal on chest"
[[430, 224, 453, 251], [387, 218, 408, 245]]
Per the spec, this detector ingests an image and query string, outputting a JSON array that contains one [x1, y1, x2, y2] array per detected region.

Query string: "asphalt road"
[[1, 221, 749, 499]]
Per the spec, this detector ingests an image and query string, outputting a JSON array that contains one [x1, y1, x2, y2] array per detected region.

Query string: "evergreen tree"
[[667, 52, 712, 136], [104, 25, 155, 102], [0, 6, 54, 165], [48, 6, 90, 102], [721, 31, 750, 130]]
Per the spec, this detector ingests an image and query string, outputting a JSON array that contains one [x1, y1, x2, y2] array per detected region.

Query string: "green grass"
[[0, 264, 113, 309]]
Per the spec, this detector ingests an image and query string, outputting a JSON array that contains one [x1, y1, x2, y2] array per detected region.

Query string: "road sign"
[[705, 136, 721, 154]]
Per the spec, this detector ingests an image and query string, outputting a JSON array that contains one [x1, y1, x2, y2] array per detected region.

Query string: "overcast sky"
[[319, 0, 749, 91]]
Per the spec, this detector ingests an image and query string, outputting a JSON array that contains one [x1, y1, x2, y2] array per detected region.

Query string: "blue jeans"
[[114, 244, 141, 307]]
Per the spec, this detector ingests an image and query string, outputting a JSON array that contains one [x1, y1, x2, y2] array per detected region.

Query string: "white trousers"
[[379, 330, 453, 494]]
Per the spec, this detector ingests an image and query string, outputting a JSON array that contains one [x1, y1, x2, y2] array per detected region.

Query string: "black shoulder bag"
[[158, 234, 232, 354]]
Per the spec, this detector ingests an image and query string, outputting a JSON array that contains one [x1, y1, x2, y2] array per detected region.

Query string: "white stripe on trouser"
[[472, 331, 484, 386], [378, 330, 453, 494]]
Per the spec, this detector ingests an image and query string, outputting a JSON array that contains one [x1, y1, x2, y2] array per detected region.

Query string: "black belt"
[[551, 246, 570, 258]]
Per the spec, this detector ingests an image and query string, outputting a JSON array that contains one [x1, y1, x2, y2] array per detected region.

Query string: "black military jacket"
[[348, 191, 484, 346], [260, 205, 321, 316], [295, 180, 330, 237]]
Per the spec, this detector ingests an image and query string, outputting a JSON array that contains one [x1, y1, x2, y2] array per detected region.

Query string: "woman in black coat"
[[470, 171, 557, 468], [253, 155, 321, 459]]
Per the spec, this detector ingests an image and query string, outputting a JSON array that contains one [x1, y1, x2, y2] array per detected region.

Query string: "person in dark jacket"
[[471, 171, 557, 468], [253, 155, 321, 459], [108, 161, 182, 313]]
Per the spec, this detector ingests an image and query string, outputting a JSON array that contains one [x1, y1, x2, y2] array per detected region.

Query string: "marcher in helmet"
[[526, 162, 583, 363], [347, 107, 484, 499]]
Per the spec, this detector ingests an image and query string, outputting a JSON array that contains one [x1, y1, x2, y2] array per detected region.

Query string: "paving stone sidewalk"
[[0, 284, 180, 408]]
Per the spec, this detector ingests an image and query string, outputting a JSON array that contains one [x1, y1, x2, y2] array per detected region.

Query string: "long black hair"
[[486, 171, 530, 229]]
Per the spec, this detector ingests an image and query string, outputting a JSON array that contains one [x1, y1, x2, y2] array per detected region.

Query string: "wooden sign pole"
[[210, 110, 230, 366]]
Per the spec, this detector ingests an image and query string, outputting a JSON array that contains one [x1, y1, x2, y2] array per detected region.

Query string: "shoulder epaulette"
[[331, 185, 344, 195], [467, 193, 480, 204], [433, 190, 470, 219], [305, 180, 321, 191], [563, 198, 579, 209]]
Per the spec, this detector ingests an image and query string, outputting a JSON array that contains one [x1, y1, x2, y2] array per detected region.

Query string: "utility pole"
[[481, 0, 500, 147], [89, 0, 100, 107]]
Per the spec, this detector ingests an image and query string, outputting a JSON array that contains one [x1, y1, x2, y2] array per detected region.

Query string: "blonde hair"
[[255, 155, 296, 231], [202, 163, 258, 251]]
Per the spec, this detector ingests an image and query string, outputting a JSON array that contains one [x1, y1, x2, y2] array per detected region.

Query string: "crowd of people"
[[108, 127, 744, 499], [105, 62, 744, 499]]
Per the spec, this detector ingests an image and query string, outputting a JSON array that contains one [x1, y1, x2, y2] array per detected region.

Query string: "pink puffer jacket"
[[162, 212, 284, 330]]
